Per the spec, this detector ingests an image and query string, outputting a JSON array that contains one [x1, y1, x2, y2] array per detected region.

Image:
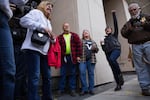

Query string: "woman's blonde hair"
[[82, 29, 92, 40], [37, 0, 53, 20]]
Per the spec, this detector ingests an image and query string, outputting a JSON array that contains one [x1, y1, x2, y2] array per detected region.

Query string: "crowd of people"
[[0, 0, 150, 100]]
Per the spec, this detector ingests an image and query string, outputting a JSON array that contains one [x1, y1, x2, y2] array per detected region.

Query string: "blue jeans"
[[79, 60, 95, 92], [58, 55, 77, 91], [25, 50, 52, 100], [106, 49, 122, 85], [14, 45, 27, 99], [0, 11, 16, 100], [132, 42, 150, 90]]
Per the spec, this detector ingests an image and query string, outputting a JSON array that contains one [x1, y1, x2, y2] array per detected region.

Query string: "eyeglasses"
[[129, 8, 138, 12]]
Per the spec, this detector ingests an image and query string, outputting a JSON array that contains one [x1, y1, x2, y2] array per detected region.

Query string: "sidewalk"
[[85, 77, 149, 100], [54, 73, 150, 100]]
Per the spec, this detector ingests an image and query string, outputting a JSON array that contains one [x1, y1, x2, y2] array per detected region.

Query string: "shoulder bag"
[[31, 30, 49, 45]]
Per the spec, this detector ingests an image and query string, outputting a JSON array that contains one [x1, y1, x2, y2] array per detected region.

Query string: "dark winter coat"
[[121, 13, 150, 44]]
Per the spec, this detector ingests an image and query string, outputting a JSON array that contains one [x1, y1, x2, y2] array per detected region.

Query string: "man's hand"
[[77, 57, 81, 63]]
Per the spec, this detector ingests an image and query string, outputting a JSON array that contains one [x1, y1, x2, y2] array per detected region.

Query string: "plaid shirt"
[[58, 32, 82, 64], [80, 39, 99, 63]]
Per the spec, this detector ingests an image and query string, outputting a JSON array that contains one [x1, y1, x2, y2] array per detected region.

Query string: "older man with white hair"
[[121, 3, 150, 96]]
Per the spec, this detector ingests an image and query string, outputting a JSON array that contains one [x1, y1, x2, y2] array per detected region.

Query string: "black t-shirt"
[[85, 40, 92, 60]]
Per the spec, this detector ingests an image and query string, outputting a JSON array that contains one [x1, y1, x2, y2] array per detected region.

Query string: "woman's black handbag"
[[31, 30, 49, 45]]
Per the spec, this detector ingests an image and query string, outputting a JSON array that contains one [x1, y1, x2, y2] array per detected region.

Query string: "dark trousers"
[[106, 49, 122, 85], [14, 45, 27, 99], [25, 50, 52, 100]]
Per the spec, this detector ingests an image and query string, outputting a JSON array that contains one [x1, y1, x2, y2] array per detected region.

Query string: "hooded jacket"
[[48, 38, 61, 68]]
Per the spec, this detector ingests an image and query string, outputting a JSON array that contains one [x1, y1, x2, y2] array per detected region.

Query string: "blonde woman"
[[20, 1, 54, 100], [79, 30, 99, 95]]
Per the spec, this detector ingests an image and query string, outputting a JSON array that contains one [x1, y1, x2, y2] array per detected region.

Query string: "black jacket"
[[101, 12, 121, 53]]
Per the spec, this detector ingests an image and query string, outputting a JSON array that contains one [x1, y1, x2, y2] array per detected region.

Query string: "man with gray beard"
[[121, 3, 150, 96]]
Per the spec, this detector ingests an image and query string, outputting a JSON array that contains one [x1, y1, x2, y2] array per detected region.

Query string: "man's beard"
[[131, 10, 141, 19], [64, 30, 69, 33]]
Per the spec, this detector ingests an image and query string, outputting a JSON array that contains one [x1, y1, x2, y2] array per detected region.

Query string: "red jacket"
[[48, 38, 61, 68]]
